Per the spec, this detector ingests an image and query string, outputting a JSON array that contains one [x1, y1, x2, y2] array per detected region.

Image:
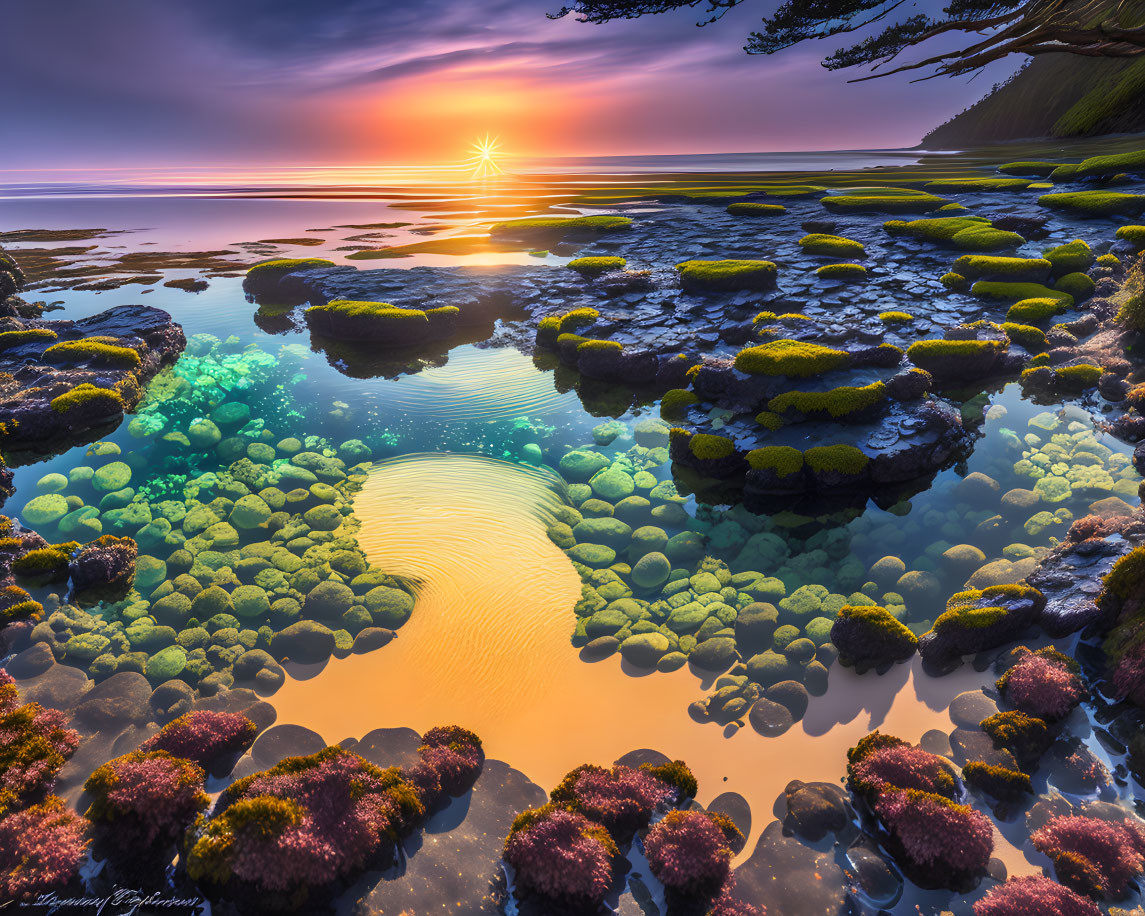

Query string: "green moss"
[[306, 299, 431, 325], [676, 259, 777, 292], [246, 257, 335, 275], [1006, 297, 1069, 322], [746, 446, 803, 478], [925, 177, 1031, 191], [906, 338, 1005, 370], [752, 311, 777, 324], [1043, 239, 1094, 275], [1102, 544, 1145, 600], [804, 444, 869, 475], [726, 202, 786, 216], [1097, 253, 1121, 267], [1052, 363, 1102, 390], [1055, 272, 1096, 300], [1039, 191, 1145, 217], [951, 255, 1050, 282], [489, 215, 633, 237], [660, 389, 699, 419], [43, 339, 140, 368], [1116, 291, 1145, 332], [998, 162, 1061, 177], [799, 234, 865, 258], [577, 339, 623, 354], [0, 329, 57, 351], [816, 263, 868, 281], [768, 382, 887, 418], [885, 216, 1024, 251], [754, 410, 784, 429], [1050, 148, 1145, 181], [971, 281, 1073, 306], [940, 272, 969, 291], [689, 433, 735, 460], [1001, 323, 1047, 350], [1115, 225, 1145, 249], [822, 192, 946, 213], [961, 761, 1032, 801], [538, 308, 601, 347], [734, 339, 850, 377], [12, 543, 78, 581], [50, 384, 126, 415], [567, 256, 626, 276]]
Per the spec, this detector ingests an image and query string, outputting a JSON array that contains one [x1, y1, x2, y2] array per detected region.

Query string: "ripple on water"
[[366, 346, 578, 424], [270, 452, 1035, 870]]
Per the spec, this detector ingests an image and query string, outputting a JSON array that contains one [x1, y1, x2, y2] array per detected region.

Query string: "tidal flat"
[[1, 142, 1145, 915]]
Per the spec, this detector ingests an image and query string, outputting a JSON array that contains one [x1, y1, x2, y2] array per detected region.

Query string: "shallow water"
[[271, 451, 1036, 873]]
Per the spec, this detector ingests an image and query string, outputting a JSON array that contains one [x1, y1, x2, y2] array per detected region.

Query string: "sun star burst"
[[466, 135, 505, 179]]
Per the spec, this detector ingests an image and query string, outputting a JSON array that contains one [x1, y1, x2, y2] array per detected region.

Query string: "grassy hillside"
[[924, 55, 1145, 148]]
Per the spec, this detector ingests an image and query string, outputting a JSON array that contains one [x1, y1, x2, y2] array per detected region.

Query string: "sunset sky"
[[2, 0, 1020, 168]]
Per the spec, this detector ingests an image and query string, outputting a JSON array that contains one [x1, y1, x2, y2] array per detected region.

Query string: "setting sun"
[[467, 134, 505, 179]]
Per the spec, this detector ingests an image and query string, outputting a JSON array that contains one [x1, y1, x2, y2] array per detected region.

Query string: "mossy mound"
[[1043, 239, 1094, 275], [831, 604, 918, 674], [1115, 224, 1145, 249], [726, 202, 786, 216], [1049, 147, 1145, 180], [799, 234, 865, 258], [304, 299, 458, 345], [767, 382, 887, 419], [676, 259, 777, 293], [971, 281, 1073, 307], [1005, 297, 1069, 323], [951, 256, 1050, 283], [906, 339, 1007, 382], [884, 217, 1023, 251], [1038, 191, 1145, 217], [566, 256, 627, 276], [43, 339, 141, 369], [924, 177, 1031, 192], [734, 339, 850, 377], [816, 263, 868, 281], [823, 191, 947, 214]]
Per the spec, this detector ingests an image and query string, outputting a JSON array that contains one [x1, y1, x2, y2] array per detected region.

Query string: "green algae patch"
[[799, 234, 865, 258], [567, 256, 626, 276], [816, 263, 867, 281], [0, 328, 57, 351], [998, 162, 1061, 177], [676, 259, 777, 292], [971, 281, 1074, 307], [1050, 148, 1145, 181], [924, 178, 1031, 192], [689, 433, 735, 460], [726, 202, 786, 216], [1116, 225, 1145, 249], [51, 384, 126, 415], [304, 299, 457, 344], [1001, 323, 1047, 350], [489, 215, 633, 239], [1039, 191, 1145, 217], [43, 339, 141, 369], [246, 257, 335, 276], [804, 444, 869, 475], [734, 339, 850, 377], [1043, 239, 1094, 275], [951, 256, 1050, 283], [879, 311, 913, 323], [1055, 272, 1096, 301], [660, 389, 699, 420], [822, 191, 946, 214], [1005, 297, 1070, 323], [883, 217, 1022, 251], [746, 446, 803, 477], [906, 339, 1006, 375], [768, 382, 887, 419]]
